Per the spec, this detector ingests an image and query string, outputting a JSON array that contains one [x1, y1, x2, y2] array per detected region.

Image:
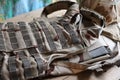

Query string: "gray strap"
[[16, 51, 26, 58], [7, 22, 19, 50], [29, 22, 45, 53], [59, 20, 80, 44], [32, 54, 46, 74], [20, 56, 32, 79], [0, 23, 5, 51], [38, 21, 57, 51], [18, 22, 32, 48], [27, 47, 47, 74], [17, 50, 32, 79], [2, 23, 12, 51], [8, 56, 19, 80], [50, 21, 68, 49], [27, 47, 38, 55], [41, 1, 75, 18]]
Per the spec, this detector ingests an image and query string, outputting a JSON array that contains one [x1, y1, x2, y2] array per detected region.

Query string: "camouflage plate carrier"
[[0, 1, 120, 80]]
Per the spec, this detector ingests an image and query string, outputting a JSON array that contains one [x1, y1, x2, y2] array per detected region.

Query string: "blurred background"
[[0, 0, 78, 21], [0, 0, 53, 21]]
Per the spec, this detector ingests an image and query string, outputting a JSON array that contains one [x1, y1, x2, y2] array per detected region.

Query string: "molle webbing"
[[27, 47, 47, 74], [15, 48, 46, 79], [59, 20, 80, 44], [20, 57, 32, 79], [18, 22, 33, 48], [0, 23, 5, 51], [32, 54, 46, 74], [50, 21, 68, 48], [0, 20, 81, 52], [14, 51, 33, 79], [29, 22, 45, 53], [7, 22, 19, 50], [38, 21, 57, 51], [0, 22, 34, 52], [0, 15, 82, 80], [8, 56, 19, 80]]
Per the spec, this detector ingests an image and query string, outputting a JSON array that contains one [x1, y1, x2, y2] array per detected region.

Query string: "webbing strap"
[[0, 23, 5, 51], [16, 51, 26, 58], [29, 22, 45, 53], [7, 22, 19, 50], [18, 22, 32, 48], [16, 50, 32, 79], [32, 54, 46, 74], [2, 23, 12, 51], [8, 56, 19, 80], [50, 22, 68, 49], [59, 20, 80, 44], [41, 1, 75, 18], [27, 47, 38, 55], [27, 47, 47, 74], [20, 57, 32, 79], [38, 21, 57, 51]]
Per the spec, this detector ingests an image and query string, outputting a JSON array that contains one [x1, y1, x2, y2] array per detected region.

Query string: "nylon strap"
[[29, 22, 45, 53], [38, 20, 57, 51], [8, 56, 19, 80], [59, 20, 80, 44], [27, 47, 47, 74], [2, 23, 13, 51], [17, 50, 32, 79], [20, 56, 32, 79], [32, 54, 46, 74], [27, 47, 38, 55], [7, 22, 19, 50], [41, 1, 75, 18], [18, 22, 32, 48], [16, 50, 26, 58], [50, 21, 68, 48], [0, 23, 5, 51]]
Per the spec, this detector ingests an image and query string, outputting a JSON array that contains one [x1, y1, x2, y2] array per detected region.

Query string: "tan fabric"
[[0, 1, 120, 80], [80, 0, 120, 25], [1, 54, 10, 80], [102, 23, 120, 42]]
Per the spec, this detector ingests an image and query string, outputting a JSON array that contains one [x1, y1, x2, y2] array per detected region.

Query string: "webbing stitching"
[[50, 21, 68, 49], [38, 20, 57, 51]]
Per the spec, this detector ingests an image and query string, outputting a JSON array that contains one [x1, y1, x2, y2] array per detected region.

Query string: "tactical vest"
[[0, 1, 119, 80]]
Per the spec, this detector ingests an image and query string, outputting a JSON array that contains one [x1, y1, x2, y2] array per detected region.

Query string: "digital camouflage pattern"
[[0, 1, 120, 80], [80, 0, 120, 25]]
